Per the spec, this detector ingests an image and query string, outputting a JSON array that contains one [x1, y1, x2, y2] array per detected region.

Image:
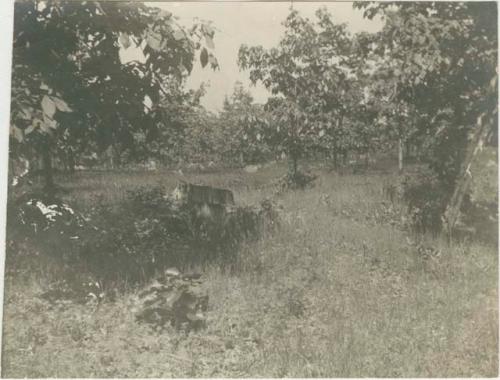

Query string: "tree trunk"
[[113, 145, 121, 168], [332, 145, 338, 170], [342, 149, 348, 166], [288, 153, 298, 179], [398, 137, 404, 173], [67, 148, 75, 174], [406, 140, 412, 161], [41, 142, 54, 192], [443, 111, 493, 237], [337, 112, 345, 170]]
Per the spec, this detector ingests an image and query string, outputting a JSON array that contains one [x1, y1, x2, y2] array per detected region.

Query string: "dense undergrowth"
[[6, 183, 278, 295], [2, 160, 498, 377]]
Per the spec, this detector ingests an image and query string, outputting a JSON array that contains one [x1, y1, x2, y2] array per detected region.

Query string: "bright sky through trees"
[[119, 2, 382, 112]]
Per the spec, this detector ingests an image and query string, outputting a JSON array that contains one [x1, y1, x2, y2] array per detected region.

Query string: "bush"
[[77, 191, 190, 284], [276, 171, 317, 193], [401, 167, 449, 235], [6, 183, 280, 293], [6, 192, 90, 268], [401, 158, 497, 243]]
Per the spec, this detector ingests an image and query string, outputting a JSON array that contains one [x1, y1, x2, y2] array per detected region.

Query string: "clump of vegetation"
[[133, 268, 208, 332], [275, 171, 317, 193], [400, 154, 498, 244], [6, 184, 280, 291], [401, 167, 449, 235]]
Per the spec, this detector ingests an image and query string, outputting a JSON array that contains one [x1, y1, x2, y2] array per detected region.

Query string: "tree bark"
[[113, 145, 121, 168], [398, 137, 404, 173], [288, 153, 298, 179], [443, 111, 493, 236], [332, 149, 338, 170], [406, 140, 412, 161]]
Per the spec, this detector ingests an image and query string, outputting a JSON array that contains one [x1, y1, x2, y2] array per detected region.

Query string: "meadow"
[[2, 161, 498, 377]]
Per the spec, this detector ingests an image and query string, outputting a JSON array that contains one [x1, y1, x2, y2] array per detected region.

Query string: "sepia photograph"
[[1, 0, 498, 377]]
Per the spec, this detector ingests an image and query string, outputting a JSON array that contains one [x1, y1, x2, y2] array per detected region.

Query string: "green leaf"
[[205, 35, 214, 49], [53, 97, 73, 113], [208, 53, 218, 69], [41, 95, 56, 118], [93, 1, 105, 15], [200, 48, 208, 68], [159, 9, 172, 19], [18, 105, 33, 120], [146, 31, 163, 51], [24, 124, 36, 135], [202, 24, 214, 37], [186, 311, 205, 322], [173, 29, 185, 41], [43, 114, 58, 129], [10, 125, 23, 142], [119, 32, 131, 49]]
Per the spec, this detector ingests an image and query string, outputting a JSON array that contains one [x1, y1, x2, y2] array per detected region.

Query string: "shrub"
[[6, 184, 280, 293], [275, 171, 317, 193], [77, 187, 198, 284], [6, 192, 90, 269], [401, 167, 449, 235], [133, 268, 208, 332]]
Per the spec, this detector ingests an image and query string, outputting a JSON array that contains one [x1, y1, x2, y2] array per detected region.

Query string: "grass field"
[[2, 162, 498, 377]]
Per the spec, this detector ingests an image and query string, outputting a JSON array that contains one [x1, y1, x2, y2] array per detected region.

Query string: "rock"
[[134, 268, 208, 331], [244, 164, 260, 173]]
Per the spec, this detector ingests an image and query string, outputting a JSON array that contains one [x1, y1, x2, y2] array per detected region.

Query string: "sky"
[[123, 2, 383, 113]]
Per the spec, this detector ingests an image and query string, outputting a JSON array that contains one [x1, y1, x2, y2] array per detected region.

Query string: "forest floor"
[[2, 161, 498, 377]]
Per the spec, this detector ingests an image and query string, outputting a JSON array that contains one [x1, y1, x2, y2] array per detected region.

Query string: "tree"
[[10, 0, 218, 190], [238, 8, 355, 178], [355, 2, 498, 231], [139, 82, 208, 166], [180, 105, 221, 165], [218, 82, 270, 165]]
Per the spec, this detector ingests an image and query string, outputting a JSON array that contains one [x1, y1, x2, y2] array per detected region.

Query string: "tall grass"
[[2, 164, 497, 377]]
